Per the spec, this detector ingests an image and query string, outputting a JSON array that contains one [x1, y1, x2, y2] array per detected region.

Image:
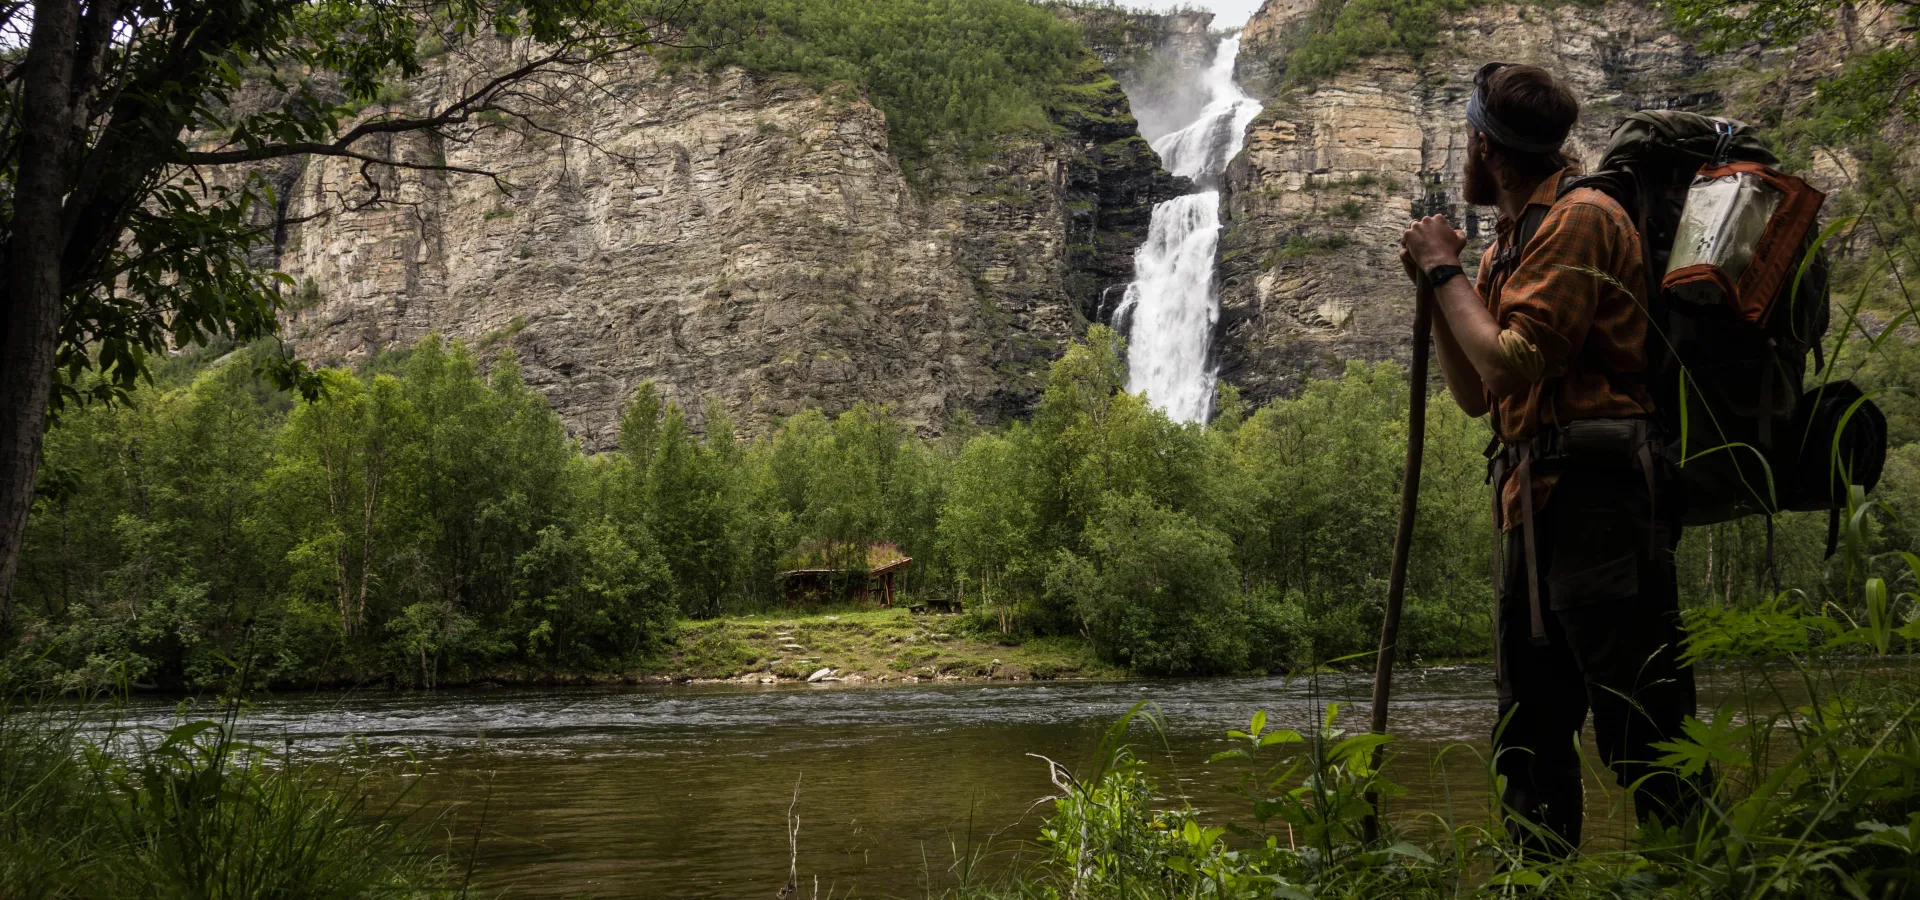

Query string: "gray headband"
[[1466, 89, 1564, 154]]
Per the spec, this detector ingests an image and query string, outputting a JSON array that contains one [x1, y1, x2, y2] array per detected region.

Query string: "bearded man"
[[1397, 62, 1701, 855]]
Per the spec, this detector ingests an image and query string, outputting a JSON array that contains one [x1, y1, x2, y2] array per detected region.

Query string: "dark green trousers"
[[1493, 463, 1699, 855]]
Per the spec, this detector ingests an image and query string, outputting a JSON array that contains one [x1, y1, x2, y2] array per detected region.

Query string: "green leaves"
[[1033, 701, 1444, 899], [1681, 595, 1836, 664], [1281, 0, 1468, 87], [662, 0, 1092, 166], [1857, 812, 1920, 854], [1652, 706, 1756, 778], [1215, 709, 1306, 765], [1061, 491, 1247, 674], [1671, 0, 1920, 150]]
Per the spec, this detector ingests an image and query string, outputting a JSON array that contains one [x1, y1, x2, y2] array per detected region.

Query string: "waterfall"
[[1114, 36, 1262, 423]]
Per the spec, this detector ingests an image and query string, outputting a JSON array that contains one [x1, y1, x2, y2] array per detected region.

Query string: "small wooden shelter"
[[777, 544, 913, 608]]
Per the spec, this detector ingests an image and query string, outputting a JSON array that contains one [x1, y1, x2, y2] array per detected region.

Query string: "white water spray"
[[1114, 36, 1262, 423]]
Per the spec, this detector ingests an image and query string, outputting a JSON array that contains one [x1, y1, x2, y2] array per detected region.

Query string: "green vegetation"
[[662, 0, 1113, 170], [666, 609, 1113, 681], [15, 319, 1915, 690], [1278, 0, 1468, 87], [958, 604, 1920, 898], [0, 0, 691, 648], [0, 699, 458, 896], [1297, 171, 1401, 195], [1266, 231, 1356, 265]]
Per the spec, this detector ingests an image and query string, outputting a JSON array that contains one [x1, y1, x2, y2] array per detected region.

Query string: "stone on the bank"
[[807, 667, 833, 683]]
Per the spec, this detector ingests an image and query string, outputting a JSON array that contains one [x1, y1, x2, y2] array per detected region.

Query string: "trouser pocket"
[[1543, 468, 1649, 611]]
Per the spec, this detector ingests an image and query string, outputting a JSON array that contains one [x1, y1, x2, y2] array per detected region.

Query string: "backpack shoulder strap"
[[1553, 169, 1656, 299], [1488, 172, 1584, 281]]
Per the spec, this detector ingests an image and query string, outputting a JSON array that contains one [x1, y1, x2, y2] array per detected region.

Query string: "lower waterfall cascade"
[[1114, 35, 1262, 424]]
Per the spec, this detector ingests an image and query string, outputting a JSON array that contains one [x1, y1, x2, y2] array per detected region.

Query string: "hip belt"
[[1484, 418, 1662, 656]]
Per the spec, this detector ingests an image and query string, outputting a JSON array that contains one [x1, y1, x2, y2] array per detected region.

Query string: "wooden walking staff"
[[1360, 271, 1434, 844]]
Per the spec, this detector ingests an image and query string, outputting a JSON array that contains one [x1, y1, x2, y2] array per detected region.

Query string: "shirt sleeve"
[[1497, 199, 1617, 379]]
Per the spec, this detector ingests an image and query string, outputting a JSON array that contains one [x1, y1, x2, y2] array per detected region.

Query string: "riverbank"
[[391, 609, 1485, 690], [412, 608, 1120, 689], [658, 608, 1119, 684]]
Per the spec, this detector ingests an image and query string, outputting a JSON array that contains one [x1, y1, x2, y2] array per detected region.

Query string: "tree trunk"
[[0, 0, 82, 635]]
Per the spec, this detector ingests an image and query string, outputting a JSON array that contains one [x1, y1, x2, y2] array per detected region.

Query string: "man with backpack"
[[1397, 62, 1701, 855]]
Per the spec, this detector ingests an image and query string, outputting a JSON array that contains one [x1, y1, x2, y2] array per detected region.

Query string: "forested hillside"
[[12, 321, 1918, 689]]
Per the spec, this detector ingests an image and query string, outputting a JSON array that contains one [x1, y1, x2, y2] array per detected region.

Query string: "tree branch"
[[180, 34, 657, 167], [187, 141, 510, 188]]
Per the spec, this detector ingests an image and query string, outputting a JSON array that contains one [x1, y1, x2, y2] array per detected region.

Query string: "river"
[[93, 665, 1723, 898]]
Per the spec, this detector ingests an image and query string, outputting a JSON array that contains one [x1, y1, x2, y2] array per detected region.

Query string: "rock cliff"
[[267, 1, 1903, 439], [1064, 7, 1219, 143], [273, 37, 1180, 447], [1213, 0, 1903, 407]]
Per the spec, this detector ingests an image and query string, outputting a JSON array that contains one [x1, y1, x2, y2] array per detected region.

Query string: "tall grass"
[[937, 598, 1920, 898], [0, 695, 462, 898]]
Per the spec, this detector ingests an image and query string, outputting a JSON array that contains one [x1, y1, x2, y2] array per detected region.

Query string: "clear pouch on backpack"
[[1662, 162, 1825, 327], [1666, 172, 1780, 304]]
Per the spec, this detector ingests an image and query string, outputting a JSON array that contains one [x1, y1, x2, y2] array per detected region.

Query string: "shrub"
[[1048, 493, 1249, 674]]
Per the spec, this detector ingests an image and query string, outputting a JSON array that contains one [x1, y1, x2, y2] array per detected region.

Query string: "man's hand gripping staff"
[[1399, 214, 1546, 419]]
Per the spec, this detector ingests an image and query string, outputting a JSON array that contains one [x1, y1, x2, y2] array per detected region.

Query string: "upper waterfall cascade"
[[1114, 36, 1262, 424]]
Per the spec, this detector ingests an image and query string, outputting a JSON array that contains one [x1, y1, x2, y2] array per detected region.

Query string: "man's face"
[[1463, 131, 1497, 206]]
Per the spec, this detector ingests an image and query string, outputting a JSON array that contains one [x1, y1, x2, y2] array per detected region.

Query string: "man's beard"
[[1464, 152, 1497, 206]]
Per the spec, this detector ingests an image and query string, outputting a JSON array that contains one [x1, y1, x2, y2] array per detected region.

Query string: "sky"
[[1133, 0, 1269, 29]]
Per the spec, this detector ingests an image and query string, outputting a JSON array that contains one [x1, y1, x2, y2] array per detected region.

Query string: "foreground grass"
[[8, 602, 1918, 898], [662, 607, 1118, 683], [0, 700, 460, 899], [925, 601, 1920, 899]]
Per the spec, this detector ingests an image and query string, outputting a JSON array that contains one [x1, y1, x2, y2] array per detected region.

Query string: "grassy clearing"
[[659, 608, 1118, 683]]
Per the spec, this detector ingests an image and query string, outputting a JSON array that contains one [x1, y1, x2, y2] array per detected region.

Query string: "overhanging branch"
[[179, 30, 673, 168]]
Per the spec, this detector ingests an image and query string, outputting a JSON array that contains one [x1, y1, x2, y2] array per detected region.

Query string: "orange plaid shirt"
[[1477, 166, 1654, 527]]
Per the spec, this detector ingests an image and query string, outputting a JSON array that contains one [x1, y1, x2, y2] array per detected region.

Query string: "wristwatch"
[[1426, 263, 1465, 287]]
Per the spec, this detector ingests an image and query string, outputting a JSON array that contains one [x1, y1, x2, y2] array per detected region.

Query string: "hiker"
[[1397, 62, 1699, 854]]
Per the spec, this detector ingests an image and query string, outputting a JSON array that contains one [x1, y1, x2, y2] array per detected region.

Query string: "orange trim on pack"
[[1664, 161, 1827, 327], [1664, 262, 1738, 306]]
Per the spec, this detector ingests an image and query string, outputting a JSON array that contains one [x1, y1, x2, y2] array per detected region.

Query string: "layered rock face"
[[275, 40, 1179, 447], [1065, 7, 1220, 143], [1213, 0, 1889, 407]]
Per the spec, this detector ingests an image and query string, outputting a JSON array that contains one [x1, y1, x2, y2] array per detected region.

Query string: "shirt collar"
[[1494, 165, 1582, 235]]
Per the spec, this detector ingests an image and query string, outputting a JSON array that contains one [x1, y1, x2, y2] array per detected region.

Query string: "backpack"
[[1508, 111, 1887, 541]]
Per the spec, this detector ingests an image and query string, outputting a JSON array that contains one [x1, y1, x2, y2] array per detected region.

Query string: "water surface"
[[115, 667, 1661, 898]]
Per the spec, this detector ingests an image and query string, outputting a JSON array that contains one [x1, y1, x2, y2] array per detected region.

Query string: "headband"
[[1466, 88, 1565, 154]]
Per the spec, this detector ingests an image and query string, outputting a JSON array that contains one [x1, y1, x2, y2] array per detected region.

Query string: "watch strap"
[[1426, 263, 1465, 287]]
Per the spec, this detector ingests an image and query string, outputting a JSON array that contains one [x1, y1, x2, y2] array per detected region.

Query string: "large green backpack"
[[1551, 111, 1887, 537]]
